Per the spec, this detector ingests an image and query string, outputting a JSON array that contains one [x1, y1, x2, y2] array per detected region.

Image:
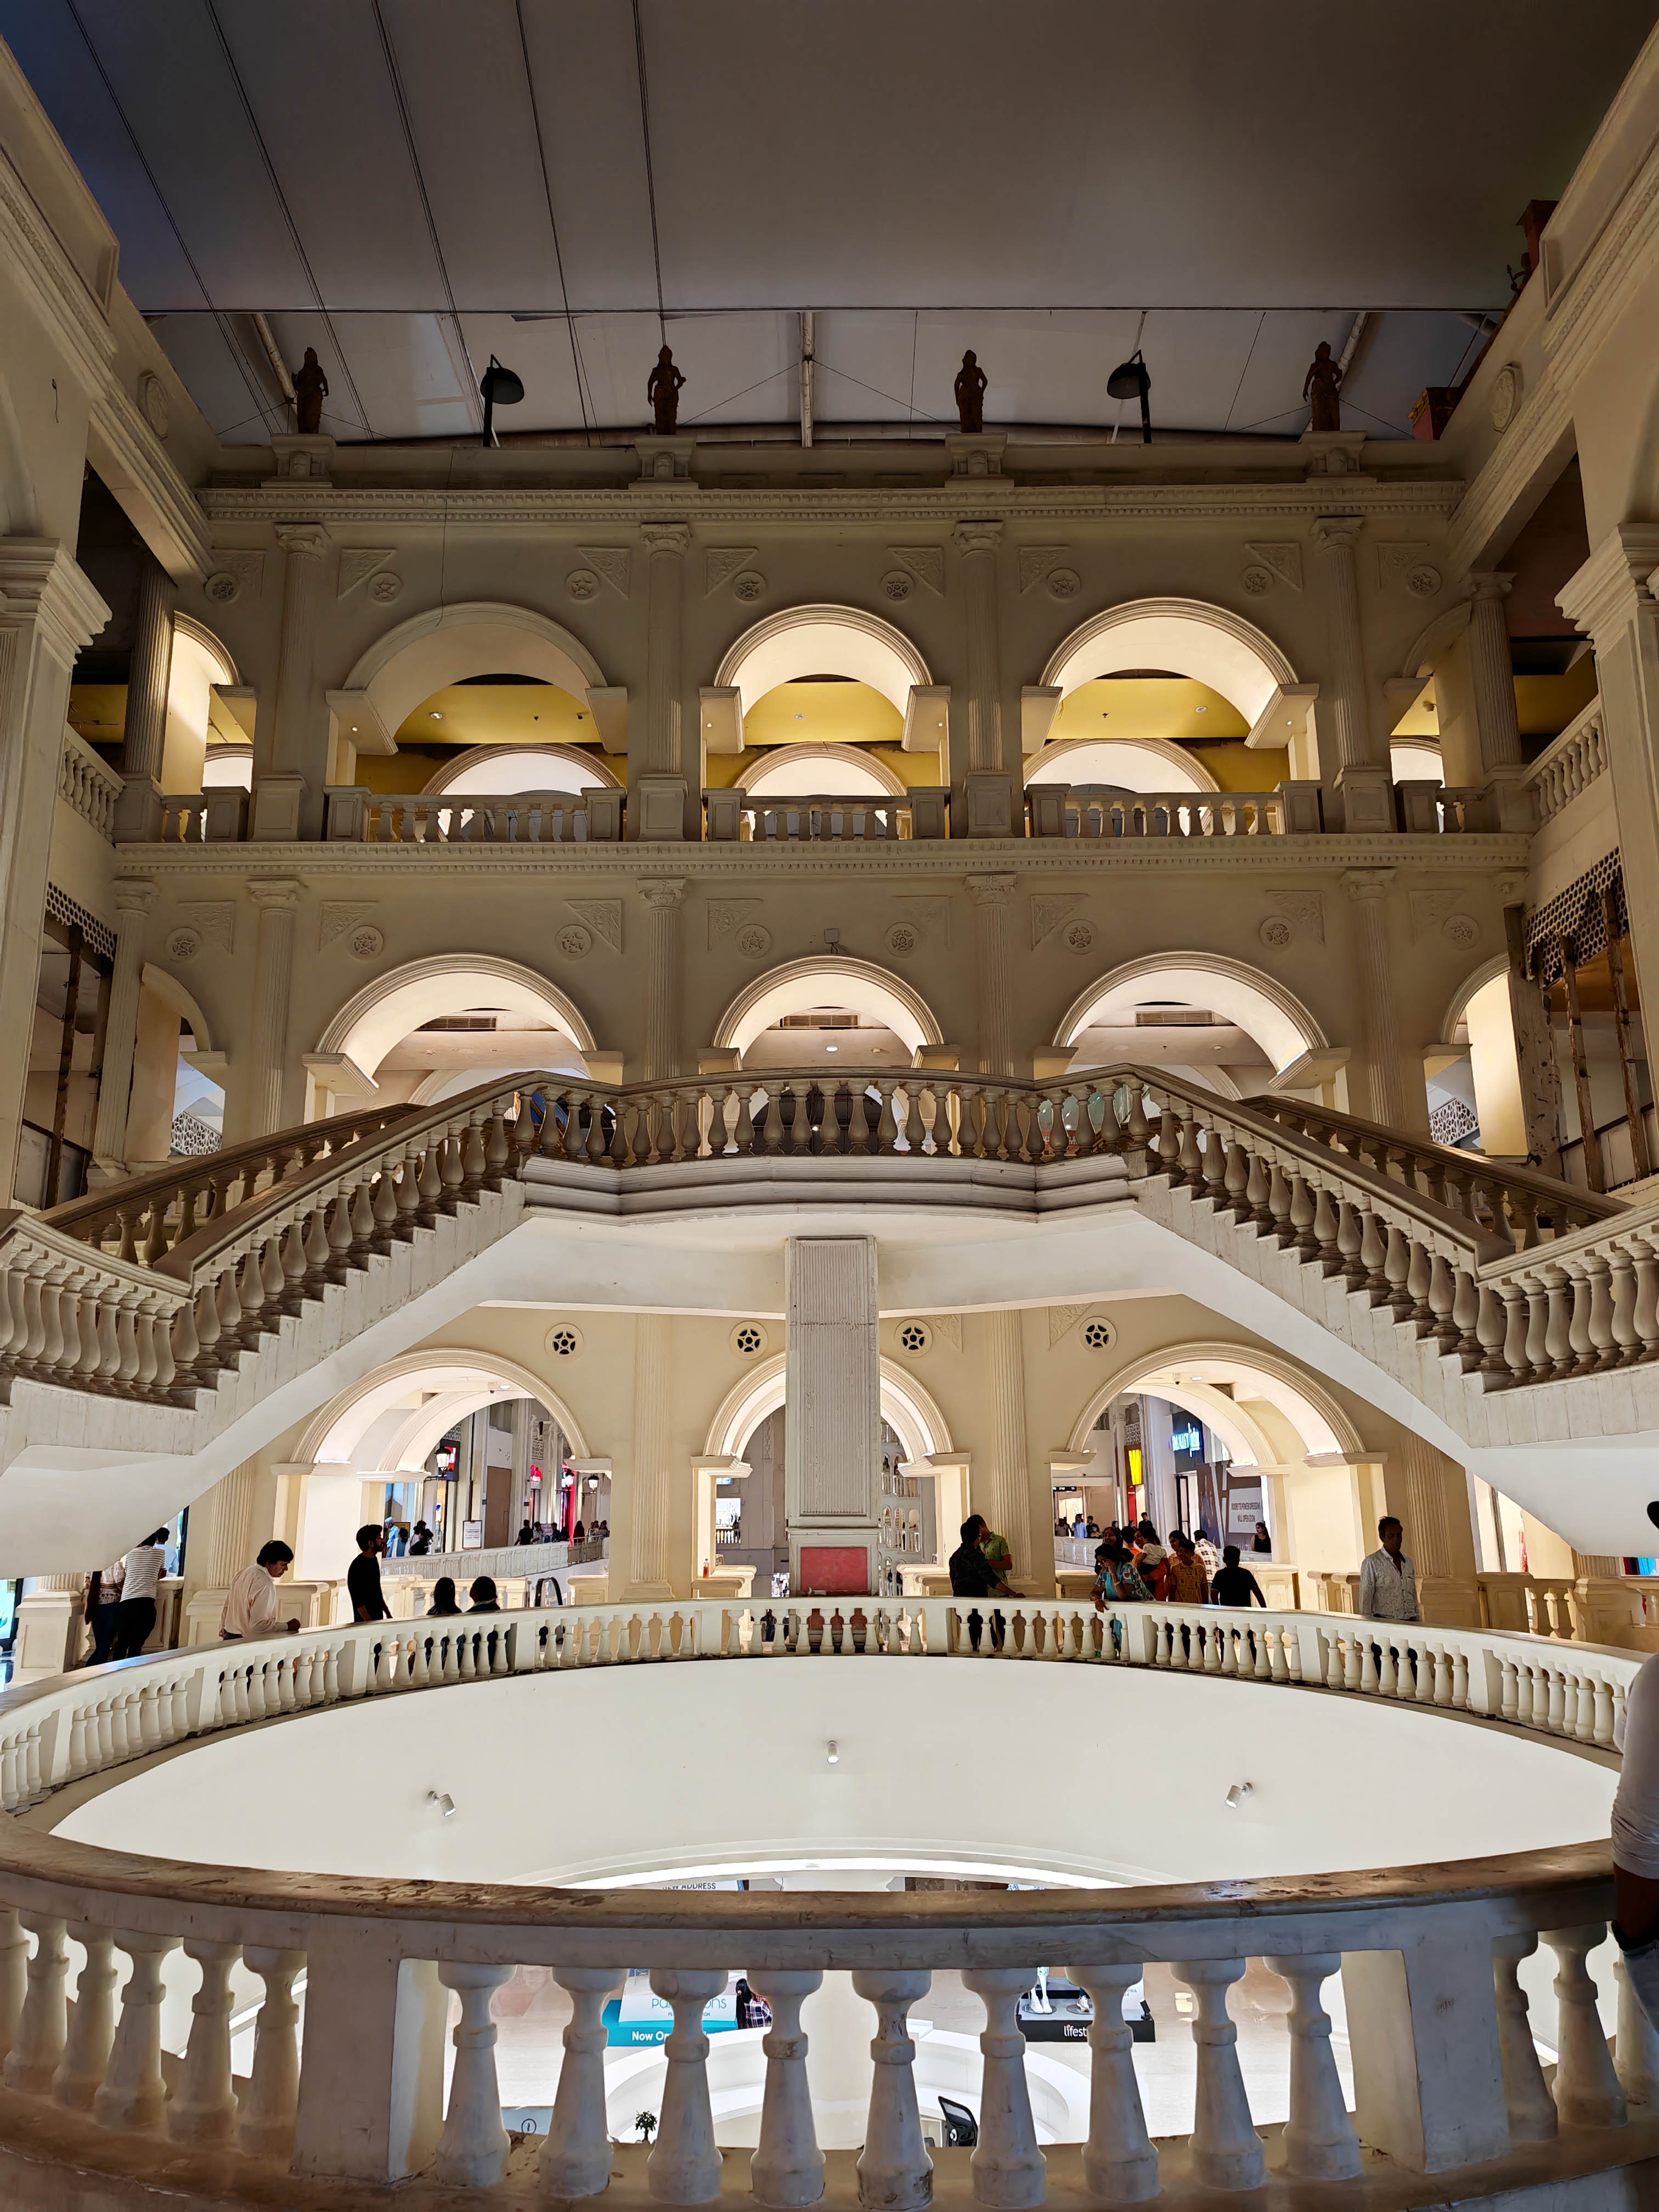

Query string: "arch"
[[422, 744, 621, 797], [743, 743, 906, 799], [713, 955, 944, 1059], [297, 1348, 589, 1471], [318, 954, 596, 1079], [140, 963, 212, 1053], [1041, 597, 1298, 725], [715, 604, 931, 719], [1056, 952, 1327, 1075], [1440, 954, 1510, 1045], [1390, 738, 1444, 785], [704, 1353, 953, 1465], [1025, 736, 1219, 795], [341, 602, 608, 741], [171, 613, 239, 687], [1066, 1341, 1366, 1463]]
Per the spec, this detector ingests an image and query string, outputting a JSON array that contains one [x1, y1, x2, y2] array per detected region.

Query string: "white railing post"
[[962, 1968, 1046, 2208], [292, 1931, 446, 2182], [1545, 1925, 1627, 2127], [749, 1969, 826, 2209], [167, 1938, 241, 2142], [0, 1908, 25, 2064], [93, 1930, 179, 2131], [647, 1968, 727, 2204], [1071, 1963, 1158, 2202], [240, 1945, 305, 2160], [51, 1926, 116, 2109], [433, 1961, 515, 2187], [1490, 1934, 1558, 2140], [1263, 1952, 1362, 2176], [539, 1967, 624, 2199], [1169, 1958, 1264, 2190], [4, 1913, 67, 2093], [851, 1969, 933, 2210]]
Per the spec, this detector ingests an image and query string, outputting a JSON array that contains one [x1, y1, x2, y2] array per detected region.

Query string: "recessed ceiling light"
[[826, 1043, 838, 1052], [795, 713, 805, 721], [430, 710, 443, 720], [1194, 706, 1207, 714]]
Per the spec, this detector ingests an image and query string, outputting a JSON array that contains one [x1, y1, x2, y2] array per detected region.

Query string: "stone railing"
[[57, 726, 121, 841], [703, 787, 948, 841], [1525, 698, 1607, 825], [321, 787, 623, 844], [379, 1538, 607, 1590], [1026, 785, 1290, 840], [10, 1064, 1652, 1415], [0, 1604, 1646, 2199]]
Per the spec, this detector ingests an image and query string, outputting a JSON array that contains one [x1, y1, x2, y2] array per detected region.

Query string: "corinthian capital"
[[247, 877, 305, 912], [964, 872, 1017, 907], [1310, 516, 1363, 556], [640, 523, 692, 558], [274, 523, 330, 560], [112, 877, 159, 917], [1342, 867, 1396, 903], [952, 520, 1004, 558], [637, 877, 687, 910]]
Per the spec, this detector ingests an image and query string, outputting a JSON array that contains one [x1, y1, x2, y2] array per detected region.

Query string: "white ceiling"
[[5, 1, 1651, 445]]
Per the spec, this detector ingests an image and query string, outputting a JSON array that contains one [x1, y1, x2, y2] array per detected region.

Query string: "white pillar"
[[256, 522, 328, 838], [647, 1968, 726, 2204], [639, 877, 686, 1082], [636, 521, 690, 838], [785, 1237, 882, 1594], [1343, 867, 1418, 1131], [1262, 1954, 1362, 2178], [540, 1967, 623, 2198], [984, 1310, 1034, 1587], [851, 1970, 933, 2211], [967, 873, 1017, 1078], [1467, 573, 1522, 771], [953, 520, 1012, 833], [89, 876, 157, 1171], [240, 877, 303, 1139], [1312, 515, 1391, 831], [961, 1968, 1046, 2208], [749, 1969, 826, 2208], [113, 551, 174, 839], [625, 1312, 674, 1599], [1170, 1957, 1265, 2191]]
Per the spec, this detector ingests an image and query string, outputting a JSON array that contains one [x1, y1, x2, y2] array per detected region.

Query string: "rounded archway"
[[713, 956, 944, 1066], [706, 1354, 953, 1464], [300, 1350, 589, 1471], [341, 601, 608, 738], [1068, 1345, 1362, 1464], [743, 744, 905, 799], [315, 956, 595, 1111], [1056, 953, 1325, 1084], [1042, 597, 1296, 723], [422, 744, 622, 797], [715, 605, 930, 719], [1026, 736, 1218, 795]]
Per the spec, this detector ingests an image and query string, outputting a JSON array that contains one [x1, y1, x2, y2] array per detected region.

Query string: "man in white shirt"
[[109, 1528, 171, 1658], [219, 1541, 300, 1640], [1357, 1516, 1421, 1623]]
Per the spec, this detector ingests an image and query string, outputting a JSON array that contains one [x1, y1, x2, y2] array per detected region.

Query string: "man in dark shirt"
[[348, 1524, 391, 1622], [1210, 1544, 1267, 1609], [949, 1515, 1002, 1598]]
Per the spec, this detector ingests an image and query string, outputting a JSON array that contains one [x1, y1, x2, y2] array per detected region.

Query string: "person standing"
[[109, 1530, 170, 1660], [977, 1519, 1017, 1595], [1164, 1533, 1210, 1607], [1357, 1516, 1421, 1622], [219, 1542, 300, 1639], [408, 1520, 433, 1556], [83, 1556, 125, 1666], [1210, 1545, 1267, 1609], [1613, 1648, 1659, 2025], [949, 1516, 1001, 1599], [348, 1524, 391, 1623]]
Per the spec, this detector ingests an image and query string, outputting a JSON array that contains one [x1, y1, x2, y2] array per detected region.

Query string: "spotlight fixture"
[[428, 1790, 456, 1818], [1224, 1782, 1252, 1810], [1107, 349, 1152, 444], [826, 1741, 839, 1764], [479, 354, 524, 448]]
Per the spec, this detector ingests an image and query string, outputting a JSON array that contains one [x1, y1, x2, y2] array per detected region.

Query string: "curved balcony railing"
[[0, 1603, 1644, 2199], [4, 1064, 1651, 1417]]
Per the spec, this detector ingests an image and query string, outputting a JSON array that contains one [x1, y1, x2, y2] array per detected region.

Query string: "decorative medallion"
[[138, 373, 170, 439], [1062, 918, 1096, 953], [204, 571, 240, 605], [347, 924, 385, 960], [1490, 362, 1523, 434], [735, 922, 772, 958], [881, 570, 914, 602], [556, 924, 594, 960], [732, 571, 766, 603], [367, 571, 402, 603], [1259, 916, 1294, 950], [1407, 565, 1442, 599], [1046, 567, 1081, 600], [566, 568, 601, 602], [895, 1318, 933, 1357], [166, 926, 201, 962], [731, 1321, 768, 1357], [1241, 566, 1275, 597], [545, 1324, 583, 1358], [1442, 912, 1480, 949]]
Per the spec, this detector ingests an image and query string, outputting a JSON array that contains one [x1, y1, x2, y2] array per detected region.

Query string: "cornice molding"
[[1447, 364, 1572, 576], [1558, 523, 1659, 637], [0, 150, 114, 397], [0, 539, 112, 667], [1543, 140, 1659, 387], [88, 383, 213, 583]]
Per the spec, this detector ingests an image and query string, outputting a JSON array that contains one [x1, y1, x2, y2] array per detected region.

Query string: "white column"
[[239, 877, 303, 1140], [89, 876, 158, 1171], [953, 520, 1012, 834], [256, 522, 328, 838], [1467, 573, 1522, 771], [625, 1312, 674, 1599], [1312, 515, 1392, 830], [636, 521, 691, 838], [113, 551, 174, 839], [540, 1967, 624, 2199], [0, 543, 109, 1199], [647, 1968, 726, 2205], [639, 877, 686, 1082], [785, 1237, 882, 1594], [966, 873, 1017, 1078], [984, 1310, 1034, 1587], [1344, 867, 1418, 1132]]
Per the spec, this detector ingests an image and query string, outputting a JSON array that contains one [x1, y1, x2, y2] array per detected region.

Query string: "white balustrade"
[[1263, 1952, 1362, 2177], [749, 1970, 826, 2209], [647, 1969, 728, 2204], [5, 1912, 67, 2093], [853, 1970, 933, 2210], [92, 1929, 178, 2131], [1170, 1959, 1265, 2190], [52, 1924, 116, 2110], [1071, 1962, 1158, 2201], [1547, 1925, 1628, 2128], [167, 1939, 241, 2142], [540, 1967, 624, 2199], [962, 1968, 1046, 2208], [433, 1961, 515, 2187]]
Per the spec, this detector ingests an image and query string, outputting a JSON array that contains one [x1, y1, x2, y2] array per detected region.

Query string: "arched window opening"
[[1057, 957, 1327, 1098], [314, 958, 593, 1118]]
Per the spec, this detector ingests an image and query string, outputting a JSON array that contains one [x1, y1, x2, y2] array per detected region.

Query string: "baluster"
[[167, 1939, 241, 2142], [51, 1926, 117, 2109], [239, 1946, 305, 2159], [962, 1969, 1046, 2207], [93, 1931, 179, 2130], [852, 1970, 933, 2211], [538, 1967, 625, 2198], [0, 1909, 25, 2065], [5, 1914, 68, 2092], [749, 1971, 826, 2209], [433, 1962, 515, 2187], [1545, 1925, 1626, 2125], [1491, 1934, 1558, 2141], [647, 1968, 727, 2203], [1263, 1954, 1362, 2176], [1069, 1963, 1158, 2200], [1169, 1959, 1264, 2190]]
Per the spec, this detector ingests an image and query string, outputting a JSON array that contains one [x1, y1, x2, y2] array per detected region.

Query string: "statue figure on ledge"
[[955, 348, 988, 435], [647, 345, 685, 435], [1302, 341, 1343, 433], [292, 346, 328, 436]]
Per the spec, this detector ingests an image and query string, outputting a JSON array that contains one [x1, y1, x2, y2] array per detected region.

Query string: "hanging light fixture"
[[1107, 349, 1152, 444], [479, 355, 525, 448]]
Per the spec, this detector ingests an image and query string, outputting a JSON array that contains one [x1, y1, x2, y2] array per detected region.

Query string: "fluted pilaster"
[[985, 1309, 1032, 1585], [1344, 868, 1413, 1130], [245, 880, 303, 1139], [967, 874, 1017, 1077], [121, 555, 176, 783], [90, 878, 158, 1170], [1311, 516, 1372, 774], [627, 1313, 673, 1598], [1468, 573, 1522, 771], [639, 878, 686, 1082]]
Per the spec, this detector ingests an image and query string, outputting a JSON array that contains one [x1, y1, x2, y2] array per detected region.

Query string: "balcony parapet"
[[57, 725, 121, 842], [0, 1603, 1643, 2200], [1524, 697, 1607, 826]]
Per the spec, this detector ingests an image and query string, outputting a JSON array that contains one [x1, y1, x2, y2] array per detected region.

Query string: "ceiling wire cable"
[[514, 0, 594, 442], [61, 0, 280, 438], [1221, 309, 1266, 434], [1110, 308, 1147, 443], [909, 311, 918, 422], [630, 0, 668, 342], [371, 0, 483, 433], [202, 0, 374, 436], [815, 355, 945, 423]]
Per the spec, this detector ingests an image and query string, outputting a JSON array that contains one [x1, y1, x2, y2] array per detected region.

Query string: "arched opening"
[[708, 606, 933, 791], [297, 1353, 599, 1580], [704, 1355, 952, 1589], [314, 956, 595, 1115], [742, 743, 905, 799], [1036, 599, 1302, 791], [331, 602, 620, 798], [163, 617, 240, 796], [1055, 955, 1329, 1097], [1063, 1344, 1370, 1588], [1429, 957, 1523, 1155], [712, 956, 943, 1071]]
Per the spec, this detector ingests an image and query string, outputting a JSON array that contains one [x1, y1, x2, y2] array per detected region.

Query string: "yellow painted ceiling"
[[1390, 659, 1596, 742], [1051, 676, 1250, 742], [67, 684, 128, 748], [394, 682, 603, 750], [743, 680, 903, 748]]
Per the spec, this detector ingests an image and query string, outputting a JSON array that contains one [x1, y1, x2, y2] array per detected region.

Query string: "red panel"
[[798, 1546, 868, 1596]]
